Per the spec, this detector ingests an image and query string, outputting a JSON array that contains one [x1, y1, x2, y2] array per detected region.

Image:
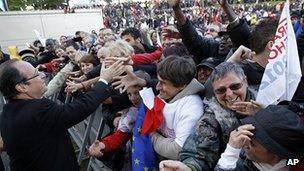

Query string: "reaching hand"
[[104, 56, 131, 67], [113, 116, 122, 128], [167, 0, 180, 8], [88, 140, 105, 157], [112, 69, 146, 93], [159, 160, 192, 171], [100, 60, 125, 83], [161, 27, 181, 40], [228, 124, 255, 149], [68, 75, 86, 83], [36, 64, 46, 70], [231, 100, 265, 116], [65, 81, 83, 93], [67, 70, 81, 77]]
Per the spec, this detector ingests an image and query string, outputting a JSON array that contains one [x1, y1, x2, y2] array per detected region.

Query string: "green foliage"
[[8, 0, 66, 10], [7, 0, 24, 11]]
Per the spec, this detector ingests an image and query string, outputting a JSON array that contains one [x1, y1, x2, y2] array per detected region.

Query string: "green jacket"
[[180, 89, 256, 171]]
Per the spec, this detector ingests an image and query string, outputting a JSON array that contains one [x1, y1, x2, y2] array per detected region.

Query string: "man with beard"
[[121, 27, 157, 54]]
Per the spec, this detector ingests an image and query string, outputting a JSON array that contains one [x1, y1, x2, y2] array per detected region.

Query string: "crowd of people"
[[0, 0, 304, 170], [100, 0, 302, 32]]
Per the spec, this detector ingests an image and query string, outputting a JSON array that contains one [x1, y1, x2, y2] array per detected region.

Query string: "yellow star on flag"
[[144, 167, 149, 171], [137, 127, 141, 133], [134, 159, 140, 165]]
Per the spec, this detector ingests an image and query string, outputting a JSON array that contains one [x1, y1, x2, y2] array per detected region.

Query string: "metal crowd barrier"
[[49, 92, 111, 171]]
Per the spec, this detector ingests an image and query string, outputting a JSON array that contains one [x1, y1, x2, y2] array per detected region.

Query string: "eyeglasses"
[[214, 82, 243, 95], [16, 70, 40, 85]]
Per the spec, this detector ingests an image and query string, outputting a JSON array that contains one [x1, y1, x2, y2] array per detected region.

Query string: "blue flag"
[[132, 102, 158, 171]]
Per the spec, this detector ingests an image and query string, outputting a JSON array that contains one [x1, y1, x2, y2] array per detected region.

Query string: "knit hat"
[[241, 105, 304, 159]]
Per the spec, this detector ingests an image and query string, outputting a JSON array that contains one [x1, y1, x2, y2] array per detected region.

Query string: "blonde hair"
[[97, 46, 110, 60], [108, 40, 134, 58]]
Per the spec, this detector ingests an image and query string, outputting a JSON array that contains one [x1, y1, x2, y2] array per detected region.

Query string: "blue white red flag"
[[132, 88, 165, 171]]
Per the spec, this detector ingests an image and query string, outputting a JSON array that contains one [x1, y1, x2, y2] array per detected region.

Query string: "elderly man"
[[0, 60, 124, 170]]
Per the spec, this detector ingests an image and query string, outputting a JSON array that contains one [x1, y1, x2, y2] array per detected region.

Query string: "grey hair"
[[210, 62, 246, 83]]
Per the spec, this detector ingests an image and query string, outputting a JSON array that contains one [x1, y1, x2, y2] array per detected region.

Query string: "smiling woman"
[[210, 62, 248, 110], [175, 62, 260, 171]]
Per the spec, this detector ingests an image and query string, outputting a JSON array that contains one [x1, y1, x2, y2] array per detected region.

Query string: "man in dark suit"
[[0, 60, 124, 171]]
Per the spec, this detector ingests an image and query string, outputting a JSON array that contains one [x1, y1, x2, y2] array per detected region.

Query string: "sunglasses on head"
[[214, 82, 243, 95]]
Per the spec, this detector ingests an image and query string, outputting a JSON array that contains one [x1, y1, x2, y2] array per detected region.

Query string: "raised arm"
[[168, 0, 219, 63]]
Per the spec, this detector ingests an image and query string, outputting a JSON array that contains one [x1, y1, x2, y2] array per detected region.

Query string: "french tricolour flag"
[[132, 88, 165, 171]]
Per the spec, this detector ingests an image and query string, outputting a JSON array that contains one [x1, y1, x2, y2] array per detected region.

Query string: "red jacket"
[[131, 47, 162, 65], [100, 130, 132, 152]]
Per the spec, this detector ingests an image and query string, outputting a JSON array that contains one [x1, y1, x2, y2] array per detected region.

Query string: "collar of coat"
[[169, 78, 204, 104], [203, 88, 257, 136]]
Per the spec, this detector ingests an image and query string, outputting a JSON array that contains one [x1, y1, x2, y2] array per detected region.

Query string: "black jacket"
[[0, 82, 112, 171], [177, 19, 251, 64], [32, 51, 57, 67]]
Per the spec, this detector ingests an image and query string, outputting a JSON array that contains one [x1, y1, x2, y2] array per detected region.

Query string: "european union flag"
[[132, 102, 158, 171]]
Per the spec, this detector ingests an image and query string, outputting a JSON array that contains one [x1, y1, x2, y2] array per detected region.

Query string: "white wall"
[[0, 10, 103, 53]]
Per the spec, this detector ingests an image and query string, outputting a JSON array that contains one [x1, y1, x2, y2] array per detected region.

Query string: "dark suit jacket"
[[0, 82, 111, 171]]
